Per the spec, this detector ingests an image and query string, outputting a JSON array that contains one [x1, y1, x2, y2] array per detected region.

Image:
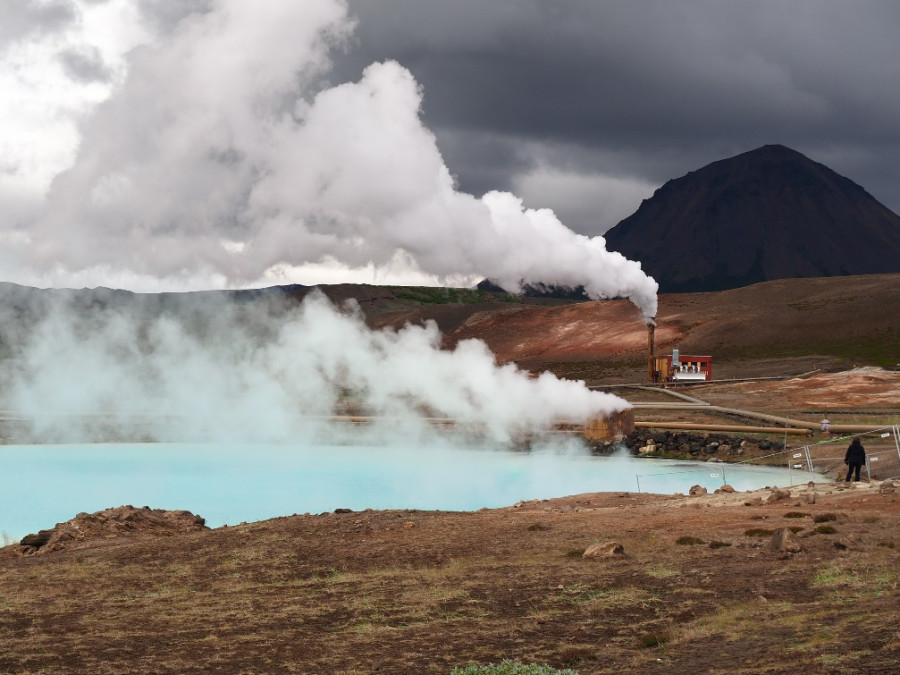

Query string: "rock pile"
[[2, 505, 208, 558], [593, 430, 786, 460]]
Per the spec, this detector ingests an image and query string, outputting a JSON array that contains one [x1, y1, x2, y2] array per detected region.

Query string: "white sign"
[[881, 433, 890, 438], [792, 452, 802, 458], [871, 457, 879, 461], [793, 464, 803, 469]]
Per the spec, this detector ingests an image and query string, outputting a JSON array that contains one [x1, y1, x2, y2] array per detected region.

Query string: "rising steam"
[[1, 291, 630, 445], [0, 0, 657, 319]]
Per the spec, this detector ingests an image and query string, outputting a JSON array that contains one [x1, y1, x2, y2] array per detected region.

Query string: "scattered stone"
[[744, 497, 763, 507], [334, 508, 353, 514], [639, 441, 656, 455], [689, 485, 708, 497], [801, 491, 817, 504], [880, 480, 896, 494], [583, 541, 625, 559], [714, 485, 736, 494], [766, 488, 792, 503], [770, 528, 802, 553]]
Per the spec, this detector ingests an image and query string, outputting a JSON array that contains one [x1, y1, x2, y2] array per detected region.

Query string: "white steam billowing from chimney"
[[0, 0, 657, 319]]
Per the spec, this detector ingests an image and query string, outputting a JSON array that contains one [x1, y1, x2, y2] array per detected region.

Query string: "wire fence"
[[634, 425, 900, 492], [800, 425, 900, 482]]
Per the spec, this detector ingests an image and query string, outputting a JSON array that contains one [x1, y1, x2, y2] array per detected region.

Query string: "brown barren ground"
[[1, 483, 898, 674], [2, 274, 899, 673]]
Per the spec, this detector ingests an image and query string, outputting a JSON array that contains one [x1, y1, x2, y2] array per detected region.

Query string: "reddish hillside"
[[415, 274, 900, 382]]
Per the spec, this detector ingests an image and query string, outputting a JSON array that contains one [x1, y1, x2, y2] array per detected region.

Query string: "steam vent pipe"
[[647, 320, 656, 382]]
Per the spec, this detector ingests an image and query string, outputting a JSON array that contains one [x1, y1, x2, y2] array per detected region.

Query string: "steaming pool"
[[2, 443, 828, 541]]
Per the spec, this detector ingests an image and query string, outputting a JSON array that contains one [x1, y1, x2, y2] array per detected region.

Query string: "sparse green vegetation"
[[676, 535, 704, 545], [637, 631, 672, 648], [814, 513, 838, 523], [451, 661, 578, 675], [2, 485, 897, 673], [744, 528, 774, 537], [391, 286, 517, 305], [726, 334, 900, 368]]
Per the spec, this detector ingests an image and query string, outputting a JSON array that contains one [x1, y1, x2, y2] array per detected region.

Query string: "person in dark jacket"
[[844, 437, 866, 482]]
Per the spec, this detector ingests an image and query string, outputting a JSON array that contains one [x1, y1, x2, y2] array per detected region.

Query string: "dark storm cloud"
[[58, 44, 112, 83], [0, 0, 76, 47], [136, 0, 214, 33], [336, 0, 900, 228]]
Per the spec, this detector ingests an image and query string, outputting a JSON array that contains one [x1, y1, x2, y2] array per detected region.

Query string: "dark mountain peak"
[[605, 145, 900, 293]]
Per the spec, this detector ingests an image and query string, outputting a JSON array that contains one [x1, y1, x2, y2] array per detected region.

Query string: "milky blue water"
[[1, 443, 826, 541]]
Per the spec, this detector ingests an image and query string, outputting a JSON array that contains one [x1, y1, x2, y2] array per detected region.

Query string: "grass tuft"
[[451, 660, 579, 674], [638, 631, 672, 649], [676, 536, 704, 546], [744, 528, 774, 537]]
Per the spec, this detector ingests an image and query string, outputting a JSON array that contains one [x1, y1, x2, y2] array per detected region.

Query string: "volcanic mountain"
[[604, 144, 900, 292]]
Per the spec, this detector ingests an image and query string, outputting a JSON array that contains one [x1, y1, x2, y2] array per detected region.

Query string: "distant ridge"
[[604, 144, 900, 292]]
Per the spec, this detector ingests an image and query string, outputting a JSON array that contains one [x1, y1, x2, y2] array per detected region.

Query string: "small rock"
[[714, 484, 736, 494], [766, 488, 792, 504], [689, 485, 708, 497], [770, 528, 802, 553], [583, 541, 625, 559], [744, 497, 763, 507], [801, 491, 817, 504]]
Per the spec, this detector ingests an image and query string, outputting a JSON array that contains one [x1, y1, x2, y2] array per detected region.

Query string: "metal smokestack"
[[647, 319, 656, 382]]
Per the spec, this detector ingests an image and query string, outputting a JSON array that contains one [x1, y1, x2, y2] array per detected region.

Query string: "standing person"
[[844, 437, 866, 482]]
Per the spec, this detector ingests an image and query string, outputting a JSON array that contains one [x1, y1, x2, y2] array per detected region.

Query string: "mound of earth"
[[3, 505, 207, 558]]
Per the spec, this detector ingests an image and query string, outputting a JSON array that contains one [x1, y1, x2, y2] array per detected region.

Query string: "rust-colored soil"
[[2, 483, 898, 673], [423, 273, 900, 384], [2, 274, 898, 673]]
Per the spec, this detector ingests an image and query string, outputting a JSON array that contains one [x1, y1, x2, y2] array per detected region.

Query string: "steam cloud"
[[1, 292, 630, 445], [0, 0, 657, 319]]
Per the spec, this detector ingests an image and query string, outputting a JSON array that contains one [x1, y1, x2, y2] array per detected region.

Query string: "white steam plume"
[[0, 0, 657, 319], [1, 292, 630, 445]]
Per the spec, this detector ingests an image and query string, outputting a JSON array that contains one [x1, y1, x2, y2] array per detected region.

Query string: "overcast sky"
[[335, 0, 900, 232], [1, 0, 898, 296]]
